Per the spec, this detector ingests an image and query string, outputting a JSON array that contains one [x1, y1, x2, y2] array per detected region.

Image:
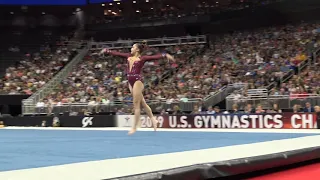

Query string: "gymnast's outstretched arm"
[[100, 48, 130, 58], [142, 53, 175, 62]]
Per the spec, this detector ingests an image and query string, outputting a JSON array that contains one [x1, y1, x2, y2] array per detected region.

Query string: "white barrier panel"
[[116, 113, 319, 129], [116, 115, 164, 128]]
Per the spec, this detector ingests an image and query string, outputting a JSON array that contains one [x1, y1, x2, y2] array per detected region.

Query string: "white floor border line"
[[3, 126, 320, 134], [0, 135, 320, 180]]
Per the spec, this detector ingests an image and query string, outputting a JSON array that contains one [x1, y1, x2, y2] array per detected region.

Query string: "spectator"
[[206, 106, 215, 114], [88, 97, 98, 113], [172, 105, 183, 115], [116, 108, 126, 115], [232, 104, 240, 114], [255, 104, 265, 114], [214, 106, 221, 114], [197, 101, 207, 112], [269, 103, 282, 113], [245, 104, 255, 113], [304, 102, 315, 112], [293, 104, 301, 113], [191, 105, 200, 115]]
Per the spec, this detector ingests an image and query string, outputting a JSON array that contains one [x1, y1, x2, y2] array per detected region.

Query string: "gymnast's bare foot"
[[152, 117, 159, 131], [128, 128, 137, 135]]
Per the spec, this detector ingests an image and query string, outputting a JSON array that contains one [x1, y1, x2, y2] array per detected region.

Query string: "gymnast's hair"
[[136, 40, 148, 55]]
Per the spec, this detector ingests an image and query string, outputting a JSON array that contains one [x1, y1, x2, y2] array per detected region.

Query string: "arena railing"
[[313, 47, 320, 63], [21, 98, 204, 115], [89, 35, 207, 50], [21, 83, 265, 116], [203, 83, 248, 107], [226, 94, 320, 111], [21, 88, 226, 116], [22, 87, 233, 115]]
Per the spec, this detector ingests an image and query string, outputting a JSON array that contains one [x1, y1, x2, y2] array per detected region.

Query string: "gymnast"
[[99, 42, 174, 135]]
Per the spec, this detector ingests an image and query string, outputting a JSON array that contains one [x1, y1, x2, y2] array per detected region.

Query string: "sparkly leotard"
[[107, 50, 166, 87]]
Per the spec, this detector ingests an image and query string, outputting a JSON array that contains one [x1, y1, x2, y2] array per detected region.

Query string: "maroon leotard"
[[106, 50, 166, 87]]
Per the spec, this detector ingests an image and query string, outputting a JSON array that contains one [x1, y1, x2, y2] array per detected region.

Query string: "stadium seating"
[[25, 22, 320, 114], [0, 27, 77, 95], [38, 44, 204, 108], [153, 23, 320, 110]]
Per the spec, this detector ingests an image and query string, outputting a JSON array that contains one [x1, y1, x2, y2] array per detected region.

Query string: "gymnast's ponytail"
[[137, 40, 148, 55]]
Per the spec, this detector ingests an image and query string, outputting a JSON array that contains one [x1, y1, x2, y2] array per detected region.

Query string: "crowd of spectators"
[[32, 22, 320, 114], [149, 22, 320, 103], [225, 102, 320, 114], [13, 21, 314, 117], [110, 101, 320, 115], [38, 44, 203, 108], [0, 36, 76, 95], [269, 56, 320, 96], [225, 52, 319, 113], [229, 50, 320, 105]]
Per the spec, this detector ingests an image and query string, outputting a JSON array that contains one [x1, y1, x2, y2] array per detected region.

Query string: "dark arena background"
[[0, 0, 320, 179]]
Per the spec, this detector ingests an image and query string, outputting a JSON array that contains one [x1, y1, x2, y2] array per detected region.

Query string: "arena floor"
[[0, 127, 320, 180]]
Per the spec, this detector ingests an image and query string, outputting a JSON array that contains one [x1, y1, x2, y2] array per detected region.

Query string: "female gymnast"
[[99, 43, 175, 135]]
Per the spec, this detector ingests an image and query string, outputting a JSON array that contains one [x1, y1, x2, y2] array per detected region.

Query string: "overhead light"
[[108, 10, 111, 12], [109, 3, 113, 5], [76, 8, 81, 12], [136, 10, 140, 13], [117, 2, 120, 5], [10, 12, 14, 14], [104, 12, 107, 15], [166, 4, 169, 7], [119, 10, 122, 12], [150, 7, 153, 10], [216, 1, 219, 3], [112, 12, 117, 15], [133, 1, 136, 3], [146, 0, 149, 2], [102, 4, 105, 6], [42, 12, 45, 15]]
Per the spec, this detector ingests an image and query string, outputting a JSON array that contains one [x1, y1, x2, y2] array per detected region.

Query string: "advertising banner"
[[3, 115, 116, 127], [116, 113, 318, 129]]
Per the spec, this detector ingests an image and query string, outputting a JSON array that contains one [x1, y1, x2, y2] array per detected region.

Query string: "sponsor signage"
[[116, 113, 318, 129]]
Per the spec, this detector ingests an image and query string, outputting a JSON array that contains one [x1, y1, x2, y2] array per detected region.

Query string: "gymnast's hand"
[[99, 48, 109, 55], [165, 53, 175, 63]]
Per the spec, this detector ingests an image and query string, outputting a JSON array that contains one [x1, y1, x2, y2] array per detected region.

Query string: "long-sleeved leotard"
[[106, 50, 166, 87]]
